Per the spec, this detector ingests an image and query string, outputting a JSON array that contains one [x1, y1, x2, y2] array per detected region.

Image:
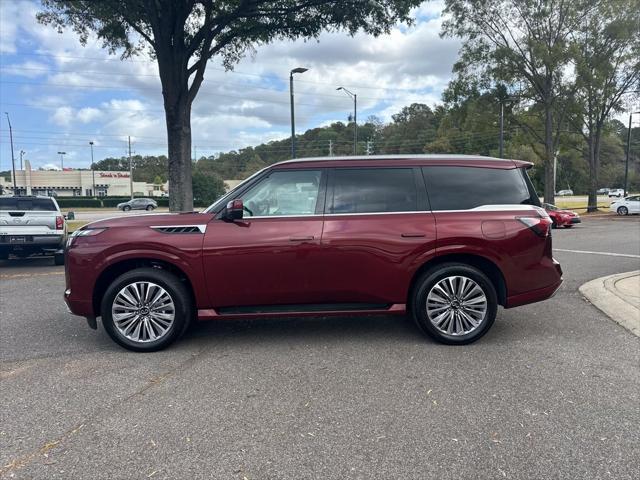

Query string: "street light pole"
[[499, 102, 504, 158], [19, 150, 25, 170], [624, 111, 639, 197], [289, 67, 308, 159], [57, 151, 66, 170], [337, 87, 357, 154], [4, 113, 17, 193], [89, 141, 95, 197]]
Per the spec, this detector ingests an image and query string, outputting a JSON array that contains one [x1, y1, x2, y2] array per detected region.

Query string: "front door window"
[[241, 170, 322, 217]]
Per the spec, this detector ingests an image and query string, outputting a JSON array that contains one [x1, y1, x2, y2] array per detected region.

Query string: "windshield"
[[0, 197, 57, 211], [202, 166, 270, 213]]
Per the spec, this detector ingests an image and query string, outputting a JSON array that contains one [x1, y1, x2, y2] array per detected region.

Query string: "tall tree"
[[569, 0, 640, 211], [38, 0, 421, 211], [442, 0, 589, 203]]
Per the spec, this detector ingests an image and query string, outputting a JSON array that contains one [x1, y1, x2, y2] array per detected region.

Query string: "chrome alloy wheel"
[[111, 281, 175, 343], [426, 276, 487, 336]]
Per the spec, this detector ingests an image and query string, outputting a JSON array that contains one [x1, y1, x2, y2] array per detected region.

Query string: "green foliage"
[[192, 170, 226, 207]]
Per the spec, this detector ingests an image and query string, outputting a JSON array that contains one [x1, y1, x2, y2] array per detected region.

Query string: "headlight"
[[67, 228, 107, 248]]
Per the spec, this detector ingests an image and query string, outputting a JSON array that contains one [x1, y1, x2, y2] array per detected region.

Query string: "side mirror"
[[224, 199, 244, 221]]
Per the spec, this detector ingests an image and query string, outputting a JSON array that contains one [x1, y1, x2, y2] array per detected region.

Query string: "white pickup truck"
[[0, 196, 67, 265]]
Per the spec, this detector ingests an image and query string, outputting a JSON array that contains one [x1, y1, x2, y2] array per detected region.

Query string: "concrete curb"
[[579, 271, 640, 337]]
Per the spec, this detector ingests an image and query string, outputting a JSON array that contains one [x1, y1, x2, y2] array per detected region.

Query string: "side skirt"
[[197, 303, 406, 320]]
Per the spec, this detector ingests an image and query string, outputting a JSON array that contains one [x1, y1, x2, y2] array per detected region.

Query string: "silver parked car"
[[117, 198, 157, 211], [0, 195, 67, 264]]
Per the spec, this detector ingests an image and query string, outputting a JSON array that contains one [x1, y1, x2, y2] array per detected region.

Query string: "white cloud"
[[1, 1, 461, 168]]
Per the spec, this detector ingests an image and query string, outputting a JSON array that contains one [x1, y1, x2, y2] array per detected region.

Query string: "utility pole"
[[19, 150, 25, 170], [89, 141, 95, 197], [289, 67, 308, 159], [624, 112, 640, 197], [128, 136, 133, 199], [328, 139, 333, 156], [337, 87, 357, 154], [4, 113, 16, 194], [57, 151, 66, 170]]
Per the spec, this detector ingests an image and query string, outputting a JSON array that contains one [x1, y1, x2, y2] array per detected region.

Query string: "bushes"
[[55, 198, 103, 208]]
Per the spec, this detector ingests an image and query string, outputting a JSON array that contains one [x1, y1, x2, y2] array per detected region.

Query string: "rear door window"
[[329, 168, 418, 214], [422, 166, 534, 211], [0, 197, 57, 211]]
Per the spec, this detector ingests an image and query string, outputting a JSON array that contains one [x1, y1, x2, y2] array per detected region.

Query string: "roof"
[[274, 154, 529, 169]]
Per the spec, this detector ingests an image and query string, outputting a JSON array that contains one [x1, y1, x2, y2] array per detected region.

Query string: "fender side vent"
[[150, 225, 205, 234]]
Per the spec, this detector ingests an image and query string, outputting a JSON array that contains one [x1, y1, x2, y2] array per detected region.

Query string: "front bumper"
[[570, 217, 581, 224]]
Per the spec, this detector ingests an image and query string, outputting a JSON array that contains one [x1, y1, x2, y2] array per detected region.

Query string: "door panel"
[[202, 168, 327, 309], [318, 167, 435, 304], [202, 217, 325, 307], [319, 213, 437, 304]]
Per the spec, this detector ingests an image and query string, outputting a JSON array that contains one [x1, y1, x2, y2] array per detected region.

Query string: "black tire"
[[101, 268, 192, 352], [54, 253, 65, 266], [411, 263, 498, 345], [551, 219, 558, 229], [123, 205, 131, 211], [146, 205, 155, 211], [617, 206, 628, 216]]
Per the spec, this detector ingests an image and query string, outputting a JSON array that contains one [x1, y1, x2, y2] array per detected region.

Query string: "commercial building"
[[0, 161, 166, 197]]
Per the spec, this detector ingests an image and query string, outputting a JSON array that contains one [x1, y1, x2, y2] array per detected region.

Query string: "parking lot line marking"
[[555, 248, 640, 259], [0, 271, 65, 280]]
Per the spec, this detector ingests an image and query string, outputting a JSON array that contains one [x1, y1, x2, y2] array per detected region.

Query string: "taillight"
[[56, 215, 64, 230], [517, 216, 552, 237]]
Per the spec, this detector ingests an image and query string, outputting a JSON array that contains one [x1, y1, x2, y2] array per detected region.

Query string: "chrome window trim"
[[150, 224, 207, 233]]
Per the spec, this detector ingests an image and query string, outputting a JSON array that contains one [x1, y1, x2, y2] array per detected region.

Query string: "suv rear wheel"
[[412, 263, 497, 345], [101, 268, 192, 352]]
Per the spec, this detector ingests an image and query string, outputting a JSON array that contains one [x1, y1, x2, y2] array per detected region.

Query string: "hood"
[[82, 212, 214, 230]]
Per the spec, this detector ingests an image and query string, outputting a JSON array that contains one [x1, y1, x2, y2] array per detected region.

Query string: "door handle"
[[289, 236, 315, 241], [401, 233, 426, 238]]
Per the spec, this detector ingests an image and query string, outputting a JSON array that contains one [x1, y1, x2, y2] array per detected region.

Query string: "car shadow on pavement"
[[0, 256, 59, 269], [184, 314, 426, 346]]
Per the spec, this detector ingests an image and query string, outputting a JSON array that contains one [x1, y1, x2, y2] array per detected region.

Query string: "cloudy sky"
[[0, 1, 459, 171]]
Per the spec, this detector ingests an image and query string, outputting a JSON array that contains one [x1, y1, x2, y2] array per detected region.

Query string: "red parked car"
[[64, 155, 563, 351], [542, 203, 581, 228]]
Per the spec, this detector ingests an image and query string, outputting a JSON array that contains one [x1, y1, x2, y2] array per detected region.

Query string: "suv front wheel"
[[101, 268, 192, 352], [412, 263, 497, 345]]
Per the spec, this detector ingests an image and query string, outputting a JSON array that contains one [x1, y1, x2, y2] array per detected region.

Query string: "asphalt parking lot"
[[1, 215, 639, 479]]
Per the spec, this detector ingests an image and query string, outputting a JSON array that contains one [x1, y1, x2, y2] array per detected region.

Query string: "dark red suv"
[[64, 155, 562, 351]]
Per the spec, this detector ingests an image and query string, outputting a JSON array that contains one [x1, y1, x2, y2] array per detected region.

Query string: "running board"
[[198, 303, 406, 320]]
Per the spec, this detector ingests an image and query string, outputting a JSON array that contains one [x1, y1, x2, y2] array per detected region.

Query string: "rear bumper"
[[505, 258, 563, 308], [0, 234, 64, 249]]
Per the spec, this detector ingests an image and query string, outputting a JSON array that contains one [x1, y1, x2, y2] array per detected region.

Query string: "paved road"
[[1, 216, 639, 479]]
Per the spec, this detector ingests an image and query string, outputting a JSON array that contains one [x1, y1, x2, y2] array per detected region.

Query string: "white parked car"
[[610, 195, 640, 215], [608, 188, 625, 198], [557, 189, 573, 196]]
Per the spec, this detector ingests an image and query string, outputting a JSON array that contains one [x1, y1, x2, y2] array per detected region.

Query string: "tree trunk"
[[165, 101, 193, 212], [543, 104, 555, 204], [586, 128, 602, 213]]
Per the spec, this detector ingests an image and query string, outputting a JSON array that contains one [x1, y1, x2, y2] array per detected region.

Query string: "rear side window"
[[330, 168, 418, 214], [422, 166, 533, 211], [0, 197, 57, 211]]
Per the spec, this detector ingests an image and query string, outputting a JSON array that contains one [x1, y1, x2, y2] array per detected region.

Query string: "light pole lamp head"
[[89, 141, 94, 146], [291, 67, 308, 75]]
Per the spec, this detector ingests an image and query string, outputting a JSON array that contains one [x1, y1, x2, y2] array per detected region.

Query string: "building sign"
[[99, 172, 130, 178]]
